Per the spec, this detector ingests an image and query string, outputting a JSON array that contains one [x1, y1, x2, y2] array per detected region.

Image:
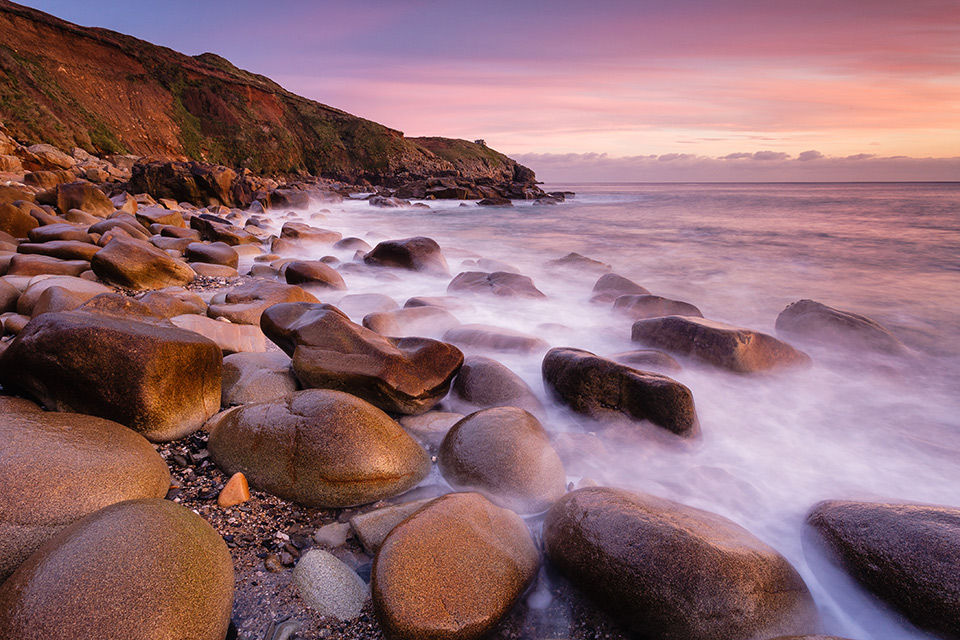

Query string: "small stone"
[[293, 550, 370, 621], [264, 554, 283, 572], [313, 522, 351, 548], [217, 472, 250, 508]]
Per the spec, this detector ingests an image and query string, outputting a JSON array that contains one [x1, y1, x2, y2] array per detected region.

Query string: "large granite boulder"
[[207, 389, 430, 507], [207, 280, 319, 325], [447, 270, 546, 298], [55, 181, 115, 217], [279, 221, 342, 244], [364, 236, 450, 276], [449, 354, 543, 416], [542, 347, 699, 438], [91, 235, 196, 290], [221, 351, 299, 407], [776, 299, 908, 356], [283, 260, 347, 290], [184, 241, 239, 269], [807, 500, 960, 638], [632, 316, 811, 373], [0, 499, 234, 640], [0, 410, 170, 580], [438, 407, 565, 514], [545, 487, 818, 640], [0, 310, 222, 441], [614, 294, 703, 320], [261, 303, 463, 415], [372, 492, 539, 640]]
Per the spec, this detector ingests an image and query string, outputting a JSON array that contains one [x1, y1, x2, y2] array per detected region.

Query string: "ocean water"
[[255, 182, 960, 639]]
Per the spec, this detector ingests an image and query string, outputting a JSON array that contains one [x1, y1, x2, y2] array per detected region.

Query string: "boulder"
[[135, 289, 207, 318], [544, 252, 611, 275], [349, 498, 433, 554], [614, 294, 703, 320], [336, 293, 399, 320], [0, 202, 40, 237], [544, 487, 818, 640], [477, 196, 512, 206], [0, 499, 234, 640], [807, 500, 960, 638], [608, 349, 684, 374], [447, 271, 546, 298], [283, 260, 347, 290], [29, 285, 104, 316], [55, 181, 115, 217], [443, 323, 549, 354], [334, 236, 372, 252], [293, 550, 369, 621], [206, 389, 430, 507], [190, 215, 259, 245], [632, 316, 811, 373], [372, 493, 539, 640], [439, 407, 565, 514], [362, 305, 460, 338], [16, 276, 111, 316], [279, 221, 342, 244], [6, 254, 89, 277], [0, 310, 222, 441], [129, 160, 246, 208], [449, 355, 543, 416], [91, 235, 196, 290], [776, 299, 908, 356], [26, 143, 75, 170], [135, 206, 185, 229], [16, 240, 100, 261], [184, 241, 239, 269], [364, 236, 450, 276], [27, 223, 93, 243], [0, 411, 170, 580], [221, 350, 298, 407], [404, 295, 476, 312], [170, 314, 267, 354], [89, 217, 151, 241], [207, 280, 318, 325], [542, 347, 699, 438], [398, 412, 463, 450], [261, 302, 463, 415], [0, 277, 18, 312]]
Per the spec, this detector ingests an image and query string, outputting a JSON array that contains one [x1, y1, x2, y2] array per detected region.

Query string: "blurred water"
[[261, 182, 960, 640]]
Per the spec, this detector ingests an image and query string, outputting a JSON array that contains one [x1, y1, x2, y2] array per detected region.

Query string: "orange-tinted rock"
[[55, 181, 115, 217], [364, 236, 450, 276], [217, 472, 250, 508], [91, 234, 196, 290]]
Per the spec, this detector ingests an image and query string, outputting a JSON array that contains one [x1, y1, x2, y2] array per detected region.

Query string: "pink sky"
[[19, 0, 960, 181]]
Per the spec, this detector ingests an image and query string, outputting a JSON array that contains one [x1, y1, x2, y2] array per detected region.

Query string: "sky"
[[16, 0, 960, 181]]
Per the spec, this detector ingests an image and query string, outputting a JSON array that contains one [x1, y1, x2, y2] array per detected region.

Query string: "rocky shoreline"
[[1, 138, 958, 640]]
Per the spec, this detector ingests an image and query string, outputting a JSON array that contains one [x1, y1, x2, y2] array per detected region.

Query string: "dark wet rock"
[[190, 214, 259, 245], [767, 636, 854, 640], [372, 492, 539, 640], [283, 260, 347, 290], [447, 270, 546, 298], [544, 487, 819, 640], [477, 196, 513, 206], [807, 500, 960, 639], [279, 221, 342, 244], [6, 254, 89, 277], [207, 280, 318, 325], [776, 299, 909, 356], [608, 349, 683, 374], [632, 316, 811, 373], [55, 181, 115, 218], [614, 294, 704, 320], [221, 351, 299, 407], [129, 160, 248, 208], [16, 240, 100, 261], [362, 305, 460, 338], [333, 236, 372, 252], [207, 389, 430, 507], [542, 347, 699, 437], [368, 195, 410, 208], [0, 310, 222, 441], [443, 323, 549, 354], [544, 252, 611, 275], [364, 236, 450, 276], [438, 407, 565, 514], [261, 302, 464, 415], [449, 355, 544, 416], [184, 241, 239, 269], [0, 411, 170, 580], [91, 235, 195, 290], [0, 499, 234, 640]]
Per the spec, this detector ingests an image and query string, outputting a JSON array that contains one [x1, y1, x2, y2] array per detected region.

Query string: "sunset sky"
[[20, 0, 960, 181]]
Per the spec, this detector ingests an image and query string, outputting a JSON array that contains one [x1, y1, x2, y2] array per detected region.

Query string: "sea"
[[258, 182, 960, 640]]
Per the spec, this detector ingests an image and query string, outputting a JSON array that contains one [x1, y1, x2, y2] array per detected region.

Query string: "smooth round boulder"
[[590, 272, 649, 304], [0, 499, 234, 640], [261, 302, 463, 415], [447, 271, 546, 298], [364, 236, 450, 276], [372, 492, 539, 640], [207, 280, 319, 325], [0, 411, 170, 580], [438, 407, 565, 514], [443, 323, 548, 354], [283, 260, 347, 290], [544, 487, 818, 640], [614, 294, 703, 320], [6, 254, 89, 277], [542, 347, 699, 438], [449, 355, 543, 416], [807, 500, 960, 639], [55, 181, 115, 218], [91, 234, 196, 290], [207, 389, 430, 507], [279, 221, 342, 244], [16, 240, 101, 261], [0, 310, 222, 441], [221, 350, 299, 407], [632, 315, 811, 373], [776, 299, 908, 356], [184, 241, 239, 269]]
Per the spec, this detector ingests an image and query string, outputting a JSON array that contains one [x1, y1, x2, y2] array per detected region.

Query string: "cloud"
[[511, 151, 960, 183]]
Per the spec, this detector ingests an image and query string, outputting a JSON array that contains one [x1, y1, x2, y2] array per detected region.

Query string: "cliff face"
[[0, 1, 533, 184]]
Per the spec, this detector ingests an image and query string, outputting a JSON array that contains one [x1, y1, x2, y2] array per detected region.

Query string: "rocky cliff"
[[0, 1, 534, 185]]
